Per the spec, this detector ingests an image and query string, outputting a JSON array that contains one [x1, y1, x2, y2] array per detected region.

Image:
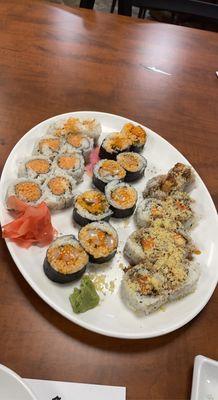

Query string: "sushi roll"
[[73, 189, 113, 226], [105, 180, 137, 218], [135, 198, 164, 228], [6, 178, 43, 208], [124, 225, 194, 265], [121, 123, 147, 152], [117, 152, 147, 182], [52, 152, 84, 182], [99, 132, 132, 160], [143, 163, 194, 199], [18, 156, 52, 182], [43, 235, 89, 283], [93, 159, 126, 192], [78, 221, 118, 264], [65, 132, 93, 163], [43, 172, 76, 210], [167, 261, 200, 301], [121, 264, 167, 314], [47, 117, 101, 144], [33, 136, 63, 159]]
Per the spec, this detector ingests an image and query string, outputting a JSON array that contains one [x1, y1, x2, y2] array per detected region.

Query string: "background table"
[[0, 1, 217, 399]]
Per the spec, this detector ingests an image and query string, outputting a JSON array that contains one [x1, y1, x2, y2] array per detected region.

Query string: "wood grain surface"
[[0, 1, 217, 399]]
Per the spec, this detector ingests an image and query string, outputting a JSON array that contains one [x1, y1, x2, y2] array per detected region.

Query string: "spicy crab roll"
[[6, 178, 43, 208], [121, 123, 147, 152], [117, 152, 147, 182], [43, 173, 76, 210], [78, 221, 118, 263], [93, 159, 126, 192], [47, 117, 101, 144], [18, 156, 52, 182], [65, 132, 93, 163], [43, 235, 89, 283], [105, 180, 138, 218], [99, 132, 132, 160], [33, 136, 63, 159], [52, 152, 84, 182], [73, 190, 113, 226]]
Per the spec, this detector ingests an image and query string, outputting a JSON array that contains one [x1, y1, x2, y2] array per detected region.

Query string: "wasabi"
[[69, 275, 100, 314]]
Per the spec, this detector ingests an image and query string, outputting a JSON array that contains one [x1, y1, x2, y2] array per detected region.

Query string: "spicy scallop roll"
[[47, 117, 101, 144], [43, 172, 76, 210], [73, 190, 113, 226], [120, 123, 147, 152], [105, 180, 138, 218], [18, 156, 52, 182], [33, 135, 63, 159], [78, 221, 118, 264], [64, 132, 93, 163], [93, 159, 126, 192], [99, 132, 132, 160], [43, 235, 89, 283], [6, 178, 44, 208], [52, 152, 84, 183], [116, 152, 147, 182]]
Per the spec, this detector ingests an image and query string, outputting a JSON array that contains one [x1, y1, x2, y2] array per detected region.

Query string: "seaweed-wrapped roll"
[[73, 190, 113, 226], [79, 221, 118, 263], [93, 159, 126, 192], [121, 123, 147, 152], [117, 152, 147, 182], [44, 235, 89, 283], [105, 180, 137, 218], [99, 132, 132, 160]]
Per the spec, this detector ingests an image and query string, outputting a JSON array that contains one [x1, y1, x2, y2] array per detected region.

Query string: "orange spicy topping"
[[76, 191, 108, 214], [111, 186, 136, 208], [26, 159, 50, 174], [118, 154, 140, 172], [67, 133, 84, 147], [48, 177, 70, 196], [15, 182, 42, 202], [39, 138, 60, 151], [122, 123, 146, 145], [141, 237, 155, 251], [47, 243, 88, 273], [58, 155, 77, 170], [99, 160, 126, 179]]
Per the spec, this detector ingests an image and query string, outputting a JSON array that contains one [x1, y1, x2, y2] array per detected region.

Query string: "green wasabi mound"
[[69, 275, 100, 314]]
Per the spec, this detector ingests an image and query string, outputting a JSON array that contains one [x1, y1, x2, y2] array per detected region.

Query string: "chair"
[[119, 0, 218, 19], [79, 0, 117, 12]]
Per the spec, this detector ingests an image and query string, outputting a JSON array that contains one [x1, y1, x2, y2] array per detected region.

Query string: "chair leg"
[[80, 0, 95, 9], [138, 7, 147, 18], [142, 8, 147, 18], [110, 0, 117, 13]]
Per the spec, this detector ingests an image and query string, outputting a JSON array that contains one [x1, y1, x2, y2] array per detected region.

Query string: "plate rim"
[[1, 110, 218, 339]]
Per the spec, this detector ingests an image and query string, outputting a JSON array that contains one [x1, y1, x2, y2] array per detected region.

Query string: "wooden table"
[[0, 1, 217, 399]]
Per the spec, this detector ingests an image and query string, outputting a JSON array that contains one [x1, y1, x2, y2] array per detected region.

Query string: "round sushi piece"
[[99, 132, 132, 160], [124, 225, 194, 265], [43, 172, 76, 210], [143, 163, 194, 200], [52, 152, 84, 182], [167, 261, 200, 301], [47, 117, 101, 144], [33, 136, 63, 159], [121, 123, 147, 152], [78, 221, 118, 264], [43, 235, 89, 283], [117, 152, 147, 182], [135, 198, 164, 228], [105, 180, 137, 218], [121, 264, 167, 314], [93, 159, 126, 192], [18, 156, 52, 182], [6, 178, 43, 208], [65, 132, 93, 163], [73, 189, 113, 226]]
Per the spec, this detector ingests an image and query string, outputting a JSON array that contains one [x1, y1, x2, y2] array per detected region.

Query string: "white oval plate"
[[0, 111, 217, 339], [0, 364, 37, 400]]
